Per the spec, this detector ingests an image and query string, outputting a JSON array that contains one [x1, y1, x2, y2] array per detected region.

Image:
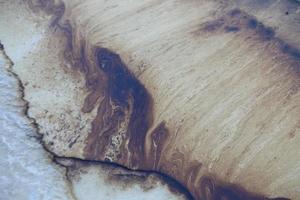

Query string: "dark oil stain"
[[95, 48, 153, 167], [199, 176, 291, 200], [198, 9, 278, 42], [224, 26, 240, 33], [229, 9, 242, 17], [288, 130, 296, 139], [257, 25, 275, 41], [247, 18, 258, 29], [246, 16, 276, 41], [200, 176, 214, 200], [186, 162, 202, 186], [215, 187, 242, 200], [199, 9, 276, 42], [96, 49, 132, 106], [68, 135, 80, 148], [279, 42, 300, 60], [202, 20, 225, 32], [149, 122, 169, 168]]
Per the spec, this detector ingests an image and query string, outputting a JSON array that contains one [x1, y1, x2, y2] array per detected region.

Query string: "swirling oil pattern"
[[3, 0, 300, 199]]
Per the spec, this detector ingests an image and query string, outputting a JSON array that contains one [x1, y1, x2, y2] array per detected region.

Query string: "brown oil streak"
[[196, 8, 300, 65], [147, 121, 170, 169], [185, 161, 203, 197], [83, 48, 153, 167]]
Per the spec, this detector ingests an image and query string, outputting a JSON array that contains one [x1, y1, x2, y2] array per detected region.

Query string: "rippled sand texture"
[[6, 0, 300, 199]]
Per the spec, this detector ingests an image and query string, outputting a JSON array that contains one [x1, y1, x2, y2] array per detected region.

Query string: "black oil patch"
[[280, 42, 300, 60], [224, 26, 240, 33]]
